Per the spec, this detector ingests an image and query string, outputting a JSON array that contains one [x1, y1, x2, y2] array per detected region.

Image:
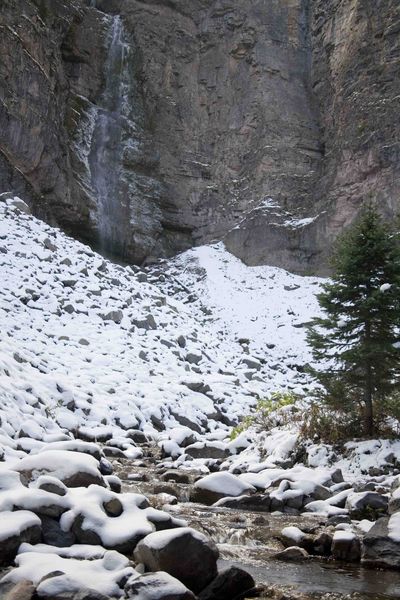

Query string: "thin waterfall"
[[89, 15, 128, 255]]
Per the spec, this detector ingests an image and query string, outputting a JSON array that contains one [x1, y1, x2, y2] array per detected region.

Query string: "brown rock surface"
[[0, 0, 399, 273]]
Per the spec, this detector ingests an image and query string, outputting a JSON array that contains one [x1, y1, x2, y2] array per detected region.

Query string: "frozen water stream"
[[89, 15, 128, 256]]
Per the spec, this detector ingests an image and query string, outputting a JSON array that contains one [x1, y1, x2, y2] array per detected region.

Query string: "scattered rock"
[[132, 315, 157, 330], [177, 335, 186, 348], [191, 472, 255, 506], [241, 357, 262, 370], [362, 516, 400, 568], [134, 527, 219, 594], [185, 352, 202, 365], [0, 511, 41, 566], [273, 546, 310, 562], [185, 442, 229, 461], [332, 530, 361, 562], [215, 494, 271, 512], [312, 531, 333, 556], [198, 566, 255, 600], [99, 458, 113, 476], [105, 475, 122, 493], [160, 471, 191, 484], [346, 491, 388, 520], [100, 310, 123, 324]]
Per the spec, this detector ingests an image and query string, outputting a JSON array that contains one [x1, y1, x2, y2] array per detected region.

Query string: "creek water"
[[178, 503, 400, 599], [118, 458, 400, 600], [221, 558, 400, 599]]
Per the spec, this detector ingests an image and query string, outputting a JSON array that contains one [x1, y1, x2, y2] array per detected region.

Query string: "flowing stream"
[[116, 455, 400, 600]]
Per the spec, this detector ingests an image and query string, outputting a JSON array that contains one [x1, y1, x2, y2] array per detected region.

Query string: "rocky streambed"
[[1, 434, 400, 600], [114, 449, 400, 600]]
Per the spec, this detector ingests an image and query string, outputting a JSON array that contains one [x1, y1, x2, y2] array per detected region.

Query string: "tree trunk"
[[364, 375, 374, 437], [364, 321, 374, 437]]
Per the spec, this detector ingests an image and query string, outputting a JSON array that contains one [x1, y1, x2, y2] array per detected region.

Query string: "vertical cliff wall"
[[0, 0, 399, 273], [310, 0, 400, 259]]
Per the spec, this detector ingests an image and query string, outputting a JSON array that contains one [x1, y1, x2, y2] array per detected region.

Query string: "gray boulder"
[[346, 491, 388, 519], [362, 516, 400, 568], [332, 531, 361, 562], [126, 430, 149, 444], [160, 471, 191, 485], [0, 511, 41, 566], [273, 546, 310, 561], [134, 527, 219, 594], [389, 489, 400, 515], [185, 442, 229, 460], [215, 494, 271, 512], [185, 352, 202, 365], [132, 315, 157, 330], [198, 567, 255, 600], [40, 515, 76, 547], [100, 310, 123, 324]]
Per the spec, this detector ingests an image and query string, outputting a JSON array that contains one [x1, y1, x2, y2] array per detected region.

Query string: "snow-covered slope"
[[0, 197, 322, 456], [155, 244, 322, 384]]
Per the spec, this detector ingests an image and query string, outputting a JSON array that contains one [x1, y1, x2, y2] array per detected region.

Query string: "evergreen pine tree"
[[307, 204, 400, 437]]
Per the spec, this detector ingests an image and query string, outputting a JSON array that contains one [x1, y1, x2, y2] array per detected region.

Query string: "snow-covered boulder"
[[159, 440, 183, 460], [0, 511, 41, 566], [124, 572, 195, 600], [280, 526, 309, 549], [36, 440, 103, 460], [332, 530, 360, 562], [304, 488, 352, 517], [190, 472, 256, 505], [269, 481, 304, 511], [168, 427, 198, 448], [214, 494, 271, 512], [60, 487, 182, 553], [5, 196, 31, 214], [134, 528, 219, 594], [14, 451, 105, 488], [32, 475, 68, 496], [1, 549, 134, 597], [0, 470, 69, 518]]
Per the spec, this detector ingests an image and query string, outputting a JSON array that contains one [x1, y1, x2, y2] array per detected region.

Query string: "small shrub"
[[300, 385, 400, 443], [230, 391, 300, 439], [299, 401, 362, 444]]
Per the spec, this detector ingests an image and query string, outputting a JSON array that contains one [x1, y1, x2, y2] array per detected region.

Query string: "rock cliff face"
[[0, 0, 399, 273]]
